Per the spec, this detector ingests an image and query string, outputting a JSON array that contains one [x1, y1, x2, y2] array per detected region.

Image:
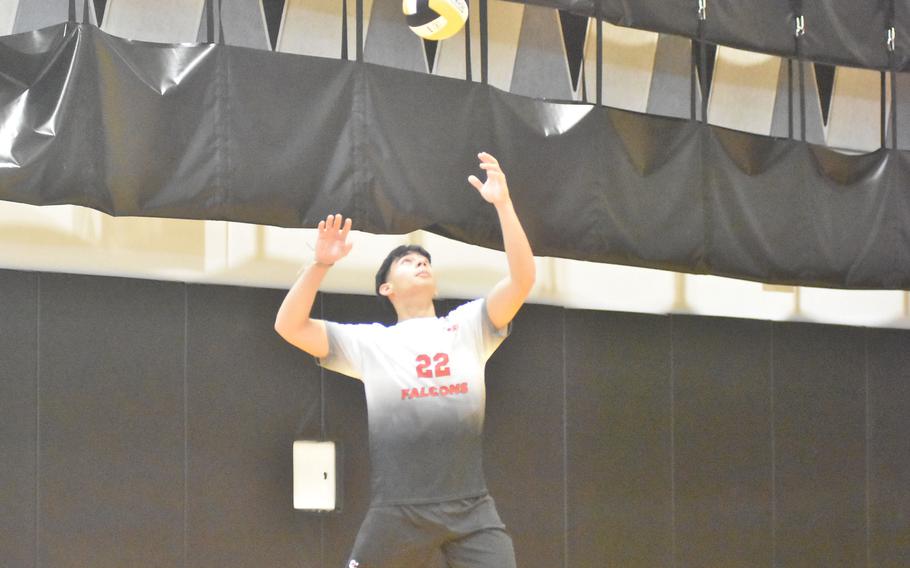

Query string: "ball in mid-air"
[[403, 0, 468, 41]]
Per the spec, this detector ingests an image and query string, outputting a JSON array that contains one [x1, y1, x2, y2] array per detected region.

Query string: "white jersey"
[[318, 298, 510, 505]]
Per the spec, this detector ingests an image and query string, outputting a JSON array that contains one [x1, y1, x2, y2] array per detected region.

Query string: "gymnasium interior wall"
[[2, 268, 908, 567], [0, 0, 908, 330]]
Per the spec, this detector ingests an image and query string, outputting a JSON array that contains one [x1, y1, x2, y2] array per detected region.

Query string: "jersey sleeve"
[[447, 298, 511, 361], [316, 321, 377, 380]]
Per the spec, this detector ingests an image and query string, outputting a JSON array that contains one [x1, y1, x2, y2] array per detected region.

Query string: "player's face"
[[388, 253, 435, 295]]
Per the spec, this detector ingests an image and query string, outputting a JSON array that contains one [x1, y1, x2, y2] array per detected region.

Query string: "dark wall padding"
[[672, 316, 773, 567], [36, 275, 186, 567], [0, 24, 908, 290], [0, 271, 37, 568], [1, 268, 909, 567], [566, 310, 673, 566], [511, 1, 907, 72], [867, 328, 910, 567], [185, 283, 323, 566], [773, 323, 867, 566]]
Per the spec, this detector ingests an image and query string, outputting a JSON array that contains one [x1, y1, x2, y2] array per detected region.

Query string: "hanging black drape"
[[510, 1, 909, 71], [0, 24, 907, 289]]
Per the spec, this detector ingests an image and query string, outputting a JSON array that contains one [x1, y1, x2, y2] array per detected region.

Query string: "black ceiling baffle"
[[201, 0, 225, 44], [480, 0, 489, 85], [595, 2, 602, 105], [696, 0, 707, 123], [341, 0, 348, 59], [261, 0, 287, 52], [463, 0, 471, 81], [0, 7, 907, 289], [505, 0, 906, 72], [887, 0, 897, 149], [356, 0, 363, 62], [791, 0, 806, 141], [93, 0, 107, 24], [205, 0, 214, 44]]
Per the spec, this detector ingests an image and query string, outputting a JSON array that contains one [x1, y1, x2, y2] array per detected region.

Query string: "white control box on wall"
[[293, 440, 337, 511]]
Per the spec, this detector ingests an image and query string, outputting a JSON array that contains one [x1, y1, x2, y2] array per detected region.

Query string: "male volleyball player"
[[274, 152, 534, 568]]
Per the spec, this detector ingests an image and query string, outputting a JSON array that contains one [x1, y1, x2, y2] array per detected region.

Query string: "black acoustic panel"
[[361, 68, 494, 236], [320, 293, 384, 568], [672, 316, 773, 567], [565, 310, 672, 567], [0, 270, 37, 568], [186, 284, 321, 567], [801, 2, 889, 70], [262, 0, 286, 50], [223, 46, 357, 226], [37, 274, 185, 568], [482, 303, 565, 568], [706, 132, 900, 287], [601, 0, 698, 38], [772, 322, 866, 567], [513, 1, 904, 71], [867, 328, 910, 567], [815, 63, 836, 126], [705, 2, 793, 61], [93, 0, 106, 23], [559, 10, 587, 90], [898, 2, 910, 72]]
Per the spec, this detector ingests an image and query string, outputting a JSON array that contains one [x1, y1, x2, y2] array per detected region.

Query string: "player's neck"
[[393, 298, 436, 322]]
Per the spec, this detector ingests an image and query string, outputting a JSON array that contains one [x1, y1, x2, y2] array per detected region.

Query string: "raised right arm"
[[274, 214, 353, 358]]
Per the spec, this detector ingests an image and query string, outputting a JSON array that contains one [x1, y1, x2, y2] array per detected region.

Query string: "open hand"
[[468, 152, 510, 206], [314, 214, 353, 265]]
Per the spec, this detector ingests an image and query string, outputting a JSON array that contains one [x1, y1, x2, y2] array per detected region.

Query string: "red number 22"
[[416, 353, 451, 378]]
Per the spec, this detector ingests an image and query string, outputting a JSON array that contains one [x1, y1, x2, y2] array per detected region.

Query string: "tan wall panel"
[[0, 201, 907, 328], [99, 215, 205, 257], [708, 47, 780, 135], [827, 67, 881, 152], [278, 0, 374, 58], [510, 4, 572, 99], [433, 1, 481, 80], [362, 0, 425, 71], [647, 34, 700, 119], [0, 0, 18, 35], [436, 0, 523, 90], [195, 0, 270, 50], [769, 61, 826, 145], [102, 0, 205, 44], [0, 202, 101, 244], [12, 0, 98, 33], [583, 21, 658, 111]]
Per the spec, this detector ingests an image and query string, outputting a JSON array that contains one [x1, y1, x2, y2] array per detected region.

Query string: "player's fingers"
[[340, 217, 353, 239], [318, 220, 326, 232], [468, 175, 484, 191], [478, 151, 498, 165], [478, 163, 500, 172]]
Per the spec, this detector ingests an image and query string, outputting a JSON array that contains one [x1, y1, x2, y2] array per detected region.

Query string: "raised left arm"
[[468, 152, 536, 329]]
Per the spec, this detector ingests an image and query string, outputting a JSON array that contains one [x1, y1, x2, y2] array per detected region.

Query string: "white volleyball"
[[402, 0, 468, 41]]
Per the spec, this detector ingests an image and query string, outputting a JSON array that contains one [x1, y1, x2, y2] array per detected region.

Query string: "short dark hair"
[[374, 245, 432, 309]]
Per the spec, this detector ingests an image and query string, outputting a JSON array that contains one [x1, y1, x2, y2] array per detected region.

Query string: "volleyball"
[[402, 0, 468, 41]]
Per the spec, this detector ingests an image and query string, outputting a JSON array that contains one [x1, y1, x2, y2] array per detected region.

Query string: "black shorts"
[[346, 494, 516, 568]]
